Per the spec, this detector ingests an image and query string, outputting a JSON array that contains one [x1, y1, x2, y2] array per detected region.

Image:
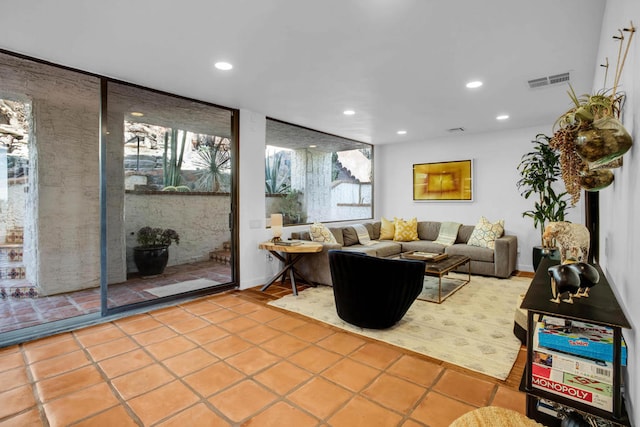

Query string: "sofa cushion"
[[365, 222, 381, 240], [400, 240, 446, 254], [309, 222, 339, 244], [457, 225, 476, 244], [467, 217, 505, 249], [341, 241, 402, 257], [380, 217, 395, 240], [434, 221, 461, 246], [342, 227, 359, 246], [393, 217, 419, 242], [417, 221, 441, 241], [445, 243, 494, 262]]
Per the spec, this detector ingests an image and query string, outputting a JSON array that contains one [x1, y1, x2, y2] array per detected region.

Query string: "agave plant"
[[265, 150, 291, 194], [192, 138, 231, 192]]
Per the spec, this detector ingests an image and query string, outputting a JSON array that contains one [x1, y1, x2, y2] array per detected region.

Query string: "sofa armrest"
[[493, 234, 518, 278]]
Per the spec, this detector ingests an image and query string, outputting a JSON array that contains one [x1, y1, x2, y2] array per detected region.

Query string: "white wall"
[[375, 126, 583, 273], [596, 1, 639, 423]]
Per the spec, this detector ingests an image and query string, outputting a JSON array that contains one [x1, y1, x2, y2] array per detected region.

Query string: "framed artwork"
[[413, 159, 473, 201]]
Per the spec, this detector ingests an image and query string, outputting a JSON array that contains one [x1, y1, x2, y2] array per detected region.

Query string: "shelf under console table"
[[520, 257, 632, 426]]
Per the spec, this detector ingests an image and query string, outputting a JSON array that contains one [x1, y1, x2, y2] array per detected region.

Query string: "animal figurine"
[[543, 222, 590, 264], [548, 264, 581, 304], [565, 262, 600, 297]]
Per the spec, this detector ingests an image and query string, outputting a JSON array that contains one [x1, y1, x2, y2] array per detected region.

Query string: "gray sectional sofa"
[[290, 220, 517, 286]]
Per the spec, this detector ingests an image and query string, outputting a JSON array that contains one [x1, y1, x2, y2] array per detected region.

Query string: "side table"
[[258, 241, 323, 295]]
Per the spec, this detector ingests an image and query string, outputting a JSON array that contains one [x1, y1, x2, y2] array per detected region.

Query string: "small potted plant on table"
[[133, 226, 180, 276]]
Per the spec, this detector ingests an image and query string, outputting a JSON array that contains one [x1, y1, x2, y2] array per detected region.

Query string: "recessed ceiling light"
[[130, 112, 144, 117], [466, 81, 483, 89], [343, 110, 355, 115], [397, 130, 407, 135], [309, 145, 317, 148], [214, 61, 233, 71], [496, 114, 510, 120]]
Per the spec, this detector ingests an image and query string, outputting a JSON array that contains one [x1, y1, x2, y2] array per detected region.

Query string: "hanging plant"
[[550, 21, 635, 205]]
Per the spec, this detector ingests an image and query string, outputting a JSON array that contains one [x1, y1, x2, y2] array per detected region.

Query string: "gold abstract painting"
[[413, 160, 473, 201]]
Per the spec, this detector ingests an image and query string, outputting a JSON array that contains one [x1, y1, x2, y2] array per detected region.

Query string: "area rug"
[[268, 274, 530, 380], [145, 278, 221, 297]]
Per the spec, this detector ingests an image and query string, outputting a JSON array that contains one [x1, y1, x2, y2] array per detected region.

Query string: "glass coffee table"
[[391, 253, 471, 303]]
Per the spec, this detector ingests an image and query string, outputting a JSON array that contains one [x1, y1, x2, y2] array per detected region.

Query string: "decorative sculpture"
[[548, 264, 581, 304], [543, 222, 590, 264], [565, 262, 600, 297]]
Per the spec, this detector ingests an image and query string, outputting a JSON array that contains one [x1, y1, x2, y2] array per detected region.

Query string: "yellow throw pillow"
[[394, 217, 419, 242], [380, 217, 395, 240], [467, 216, 505, 249]]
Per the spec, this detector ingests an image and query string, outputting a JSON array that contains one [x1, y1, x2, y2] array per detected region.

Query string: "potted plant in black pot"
[[133, 226, 180, 276], [517, 134, 571, 270]]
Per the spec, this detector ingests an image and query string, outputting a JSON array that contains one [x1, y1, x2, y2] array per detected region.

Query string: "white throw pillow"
[[309, 222, 337, 243], [467, 217, 505, 249]]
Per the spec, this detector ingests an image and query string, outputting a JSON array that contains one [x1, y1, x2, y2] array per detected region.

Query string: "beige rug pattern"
[[268, 274, 530, 380]]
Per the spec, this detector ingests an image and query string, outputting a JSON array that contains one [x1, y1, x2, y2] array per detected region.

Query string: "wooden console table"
[[258, 241, 322, 296]]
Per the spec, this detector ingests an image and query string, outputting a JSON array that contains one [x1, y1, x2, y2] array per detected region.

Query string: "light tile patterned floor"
[[0, 283, 527, 426]]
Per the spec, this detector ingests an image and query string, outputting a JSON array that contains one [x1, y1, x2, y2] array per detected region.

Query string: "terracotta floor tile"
[[73, 405, 139, 427], [203, 335, 253, 359], [266, 314, 308, 332], [151, 307, 198, 325], [127, 380, 200, 426], [287, 377, 353, 419], [26, 332, 74, 348], [180, 299, 221, 316], [42, 382, 119, 427], [254, 361, 313, 394], [260, 333, 309, 357], [0, 385, 36, 419], [491, 385, 527, 414], [157, 403, 230, 427], [228, 301, 262, 315], [401, 419, 426, 427], [0, 351, 24, 373], [349, 342, 402, 369], [183, 324, 230, 345], [410, 392, 475, 427], [111, 363, 175, 400], [115, 314, 163, 334], [98, 348, 155, 378], [208, 380, 277, 423], [217, 315, 261, 334], [246, 306, 285, 323], [201, 307, 240, 323], [183, 361, 245, 397], [132, 325, 179, 346], [362, 373, 426, 413], [288, 345, 343, 373], [29, 349, 90, 381], [0, 408, 43, 427], [316, 332, 365, 355], [84, 336, 139, 361], [162, 347, 219, 376], [209, 294, 245, 308], [288, 322, 335, 342], [73, 324, 126, 347], [243, 401, 318, 427], [432, 369, 496, 407], [168, 316, 210, 334], [387, 354, 444, 387], [322, 358, 380, 392], [225, 347, 280, 375], [0, 367, 29, 393], [36, 365, 104, 402], [235, 324, 282, 344], [328, 395, 403, 427], [145, 335, 197, 360], [23, 336, 81, 364]]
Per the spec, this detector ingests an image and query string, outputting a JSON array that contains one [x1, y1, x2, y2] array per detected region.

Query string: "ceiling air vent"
[[528, 72, 570, 89], [447, 127, 465, 133]]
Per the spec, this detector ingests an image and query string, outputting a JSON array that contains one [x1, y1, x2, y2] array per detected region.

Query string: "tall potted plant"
[[133, 226, 180, 276], [517, 134, 571, 270]]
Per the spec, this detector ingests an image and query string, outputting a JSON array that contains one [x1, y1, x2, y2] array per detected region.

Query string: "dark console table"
[[520, 257, 631, 426]]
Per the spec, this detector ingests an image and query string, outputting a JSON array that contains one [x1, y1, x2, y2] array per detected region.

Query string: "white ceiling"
[[0, 0, 606, 145]]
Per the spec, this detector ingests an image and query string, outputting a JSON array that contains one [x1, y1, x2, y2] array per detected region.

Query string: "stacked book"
[[531, 318, 626, 412]]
